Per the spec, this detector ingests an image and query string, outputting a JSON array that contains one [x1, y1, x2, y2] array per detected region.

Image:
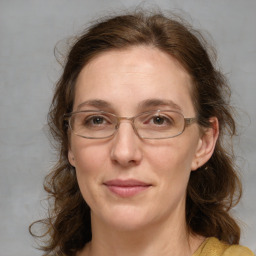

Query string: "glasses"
[[64, 110, 197, 140]]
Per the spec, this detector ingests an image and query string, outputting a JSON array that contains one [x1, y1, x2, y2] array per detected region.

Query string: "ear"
[[68, 149, 76, 167], [191, 117, 219, 171]]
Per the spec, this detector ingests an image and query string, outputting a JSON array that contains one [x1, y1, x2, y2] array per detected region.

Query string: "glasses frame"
[[64, 110, 197, 140]]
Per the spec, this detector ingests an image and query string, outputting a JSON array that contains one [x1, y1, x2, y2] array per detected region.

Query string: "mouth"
[[103, 179, 152, 198]]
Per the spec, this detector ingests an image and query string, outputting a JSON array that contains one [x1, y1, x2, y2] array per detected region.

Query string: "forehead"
[[74, 46, 195, 115]]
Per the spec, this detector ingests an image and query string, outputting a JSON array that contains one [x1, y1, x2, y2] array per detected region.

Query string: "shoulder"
[[193, 237, 254, 256]]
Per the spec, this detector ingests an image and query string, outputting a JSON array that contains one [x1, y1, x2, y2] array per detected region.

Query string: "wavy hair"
[[30, 10, 242, 256]]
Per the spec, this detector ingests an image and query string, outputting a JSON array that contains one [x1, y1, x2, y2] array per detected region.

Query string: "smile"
[[103, 179, 152, 198]]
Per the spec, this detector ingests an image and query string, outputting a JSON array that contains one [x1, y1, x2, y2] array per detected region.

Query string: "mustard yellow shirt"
[[193, 237, 254, 256]]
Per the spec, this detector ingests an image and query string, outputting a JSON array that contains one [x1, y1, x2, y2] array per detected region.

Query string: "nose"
[[110, 122, 143, 167]]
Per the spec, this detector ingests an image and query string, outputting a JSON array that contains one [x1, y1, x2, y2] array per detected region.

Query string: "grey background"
[[0, 0, 255, 255]]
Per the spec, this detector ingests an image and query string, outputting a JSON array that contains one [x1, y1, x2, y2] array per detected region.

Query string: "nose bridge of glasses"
[[116, 116, 138, 133], [117, 116, 134, 123]]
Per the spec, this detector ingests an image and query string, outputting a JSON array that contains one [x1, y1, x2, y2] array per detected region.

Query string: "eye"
[[152, 116, 166, 125], [89, 116, 105, 125], [84, 115, 110, 127], [150, 115, 174, 126], [139, 112, 175, 128]]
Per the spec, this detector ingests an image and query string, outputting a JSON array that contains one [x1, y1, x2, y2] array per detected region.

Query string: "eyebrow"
[[77, 99, 113, 111], [138, 98, 182, 112], [76, 98, 182, 112]]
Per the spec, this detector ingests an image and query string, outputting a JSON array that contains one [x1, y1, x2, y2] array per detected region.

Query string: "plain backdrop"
[[0, 1, 255, 255]]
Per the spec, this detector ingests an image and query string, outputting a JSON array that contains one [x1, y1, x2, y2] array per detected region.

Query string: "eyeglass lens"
[[69, 110, 186, 139]]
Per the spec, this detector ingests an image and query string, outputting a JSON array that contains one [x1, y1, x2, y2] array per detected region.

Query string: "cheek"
[[144, 137, 199, 199], [70, 139, 109, 191], [71, 141, 111, 210], [145, 139, 197, 175], [141, 142, 196, 217]]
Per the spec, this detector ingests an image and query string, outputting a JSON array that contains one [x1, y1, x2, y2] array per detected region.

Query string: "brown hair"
[[30, 10, 242, 256]]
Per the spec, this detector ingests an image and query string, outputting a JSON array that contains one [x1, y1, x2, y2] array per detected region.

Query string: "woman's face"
[[68, 46, 210, 231]]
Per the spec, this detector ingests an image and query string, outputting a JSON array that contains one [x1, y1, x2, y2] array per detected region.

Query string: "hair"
[[30, 9, 242, 256]]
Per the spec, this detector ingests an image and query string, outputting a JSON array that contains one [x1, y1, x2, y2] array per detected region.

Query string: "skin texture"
[[68, 46, 219, 256]]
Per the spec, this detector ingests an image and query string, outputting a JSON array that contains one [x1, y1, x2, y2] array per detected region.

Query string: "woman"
[[30, 10, 254, 256]]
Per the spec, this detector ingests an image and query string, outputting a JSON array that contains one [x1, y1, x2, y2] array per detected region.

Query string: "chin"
[[97, 205, 154, 231]]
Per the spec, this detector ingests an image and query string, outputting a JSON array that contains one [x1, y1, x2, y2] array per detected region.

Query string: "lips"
[[103, 179, 151, 198]]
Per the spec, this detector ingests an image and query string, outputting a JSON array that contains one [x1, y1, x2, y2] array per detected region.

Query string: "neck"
[[77, 211, 204, 256]]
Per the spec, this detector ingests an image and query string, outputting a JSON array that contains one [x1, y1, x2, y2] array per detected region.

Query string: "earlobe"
[[68, 150, 76, 167], [191, 117, 219, 171]]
